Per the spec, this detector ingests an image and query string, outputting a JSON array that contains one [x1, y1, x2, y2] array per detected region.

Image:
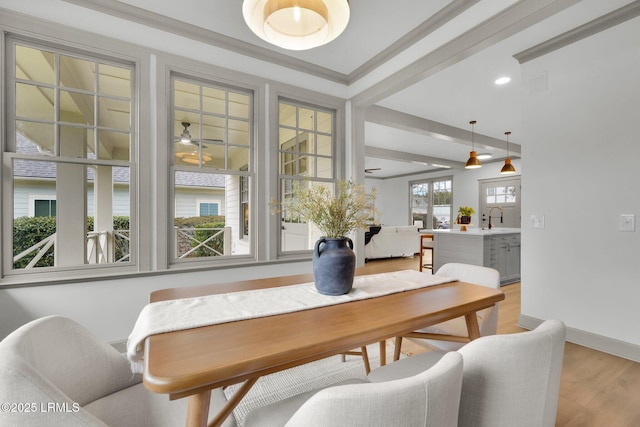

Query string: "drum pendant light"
[[465, 120, 482, 169], [243, 0, 350, 50], [500, 131, 516, 174]]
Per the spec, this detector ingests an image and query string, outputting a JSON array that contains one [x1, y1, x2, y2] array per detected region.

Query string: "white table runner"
[[126, 269, 454, 373]]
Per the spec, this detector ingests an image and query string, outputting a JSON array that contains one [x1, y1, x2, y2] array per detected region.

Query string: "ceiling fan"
[[175, 122, 224, 147], [365, 168, 381, 174]]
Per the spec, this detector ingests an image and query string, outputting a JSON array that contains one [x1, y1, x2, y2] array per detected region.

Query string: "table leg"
[[208, 377, 259, 427], [393, 336, 403, 362], [379, 340, 386, 366], [360, 346, 371, 374], [186, 390, 211, 427], [465, 312, 481, 340]]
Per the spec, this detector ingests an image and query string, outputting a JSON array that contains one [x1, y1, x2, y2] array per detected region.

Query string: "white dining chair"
[[243, 351, 463, 427], [370, 320, 567, 427], [0, 315, 236, 427], [394, 262, 501, 359]]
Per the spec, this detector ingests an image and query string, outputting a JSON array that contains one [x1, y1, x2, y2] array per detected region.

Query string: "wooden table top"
[[143, 269, 505, 400]]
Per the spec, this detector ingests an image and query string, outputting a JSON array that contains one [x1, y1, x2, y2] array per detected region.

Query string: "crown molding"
[[514, 0, 640, 64], [62, 0, 349, 84], [63, 0, 479, 87]]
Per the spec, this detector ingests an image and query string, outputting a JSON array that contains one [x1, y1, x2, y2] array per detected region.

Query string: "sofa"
[[364, 225, 421, 260]]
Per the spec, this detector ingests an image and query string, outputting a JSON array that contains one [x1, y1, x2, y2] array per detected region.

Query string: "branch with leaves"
[[271, 181, 377, 239]]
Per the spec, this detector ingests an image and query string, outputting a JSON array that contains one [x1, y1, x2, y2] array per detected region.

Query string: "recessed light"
[[477, 153, 492, 160], [495, 76, 511, 85]]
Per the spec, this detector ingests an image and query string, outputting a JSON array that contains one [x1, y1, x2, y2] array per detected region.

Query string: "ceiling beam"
[[351, 0, 580, 107], [365, 145, 464, 170], [366, 106, 521, 155], [347, 0, 479, 83], [514, 0, 640, 63]]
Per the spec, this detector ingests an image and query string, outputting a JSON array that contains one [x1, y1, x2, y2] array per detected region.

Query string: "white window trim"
[[0, 13, 150, 285], [270, 85, 346, 259]]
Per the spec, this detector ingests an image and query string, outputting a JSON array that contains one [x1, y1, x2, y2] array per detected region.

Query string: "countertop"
[[421, 227, 521, 236]]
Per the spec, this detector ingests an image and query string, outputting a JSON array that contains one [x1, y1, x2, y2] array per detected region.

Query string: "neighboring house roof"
[[175, 171, 226, 188], [13, 133, 225, 188]]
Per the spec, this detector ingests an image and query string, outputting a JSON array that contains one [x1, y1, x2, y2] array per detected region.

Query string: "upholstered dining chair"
[[243, 351, 464, 427], [0, 315, 236, 427], [394, 262, 501, 360], [369, 320, 567, 427]]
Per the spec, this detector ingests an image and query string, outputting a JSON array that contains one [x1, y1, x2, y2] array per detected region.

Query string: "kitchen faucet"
[[488, 207, 503, 229]]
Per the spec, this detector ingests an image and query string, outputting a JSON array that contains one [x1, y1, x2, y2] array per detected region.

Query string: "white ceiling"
[[10, 0, 637, 177]]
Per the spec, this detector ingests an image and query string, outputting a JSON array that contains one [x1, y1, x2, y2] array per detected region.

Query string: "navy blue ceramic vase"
[[312, 237, 356, 295]]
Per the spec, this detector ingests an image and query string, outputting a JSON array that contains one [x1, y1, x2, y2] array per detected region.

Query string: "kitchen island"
[[427, 228, 521, 285]]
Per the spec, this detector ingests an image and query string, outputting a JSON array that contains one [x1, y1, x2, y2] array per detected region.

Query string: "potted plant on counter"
[[456, 206, 475, 230]]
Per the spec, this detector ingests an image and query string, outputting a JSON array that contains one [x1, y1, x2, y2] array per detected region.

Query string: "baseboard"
[[519, 314, 640, 363]]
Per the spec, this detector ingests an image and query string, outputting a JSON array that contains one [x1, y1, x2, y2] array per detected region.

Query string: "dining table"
[[139, 268, 505, 427]]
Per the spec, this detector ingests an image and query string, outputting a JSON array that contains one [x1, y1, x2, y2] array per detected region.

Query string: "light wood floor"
[[360, 256, 640, 427]]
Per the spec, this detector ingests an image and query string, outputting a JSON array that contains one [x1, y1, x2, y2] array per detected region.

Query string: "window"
[[410, 178, 452, 229], [171, 76, 252, 261], [277, 99, 334, 252], [34, 199, 57, 217], [198, 202, 219, 216], [486, 185, 517, 204], [5, 39, 134, 273]]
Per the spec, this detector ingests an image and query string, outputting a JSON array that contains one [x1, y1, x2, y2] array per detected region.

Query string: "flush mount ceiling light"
[[465, 120, 482, 169], [242, 0, 350, 50], [495, 76, 511, 85], [175, 151, 213, 165], [500, 131, 516, 174], [477, 153, 492, 160]]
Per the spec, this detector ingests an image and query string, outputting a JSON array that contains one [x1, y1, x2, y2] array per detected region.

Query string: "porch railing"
[[14, 230, 131, 269], [13, 234, 55, 269], [175, 226, 231, 259], [14, 226, 231, 269]]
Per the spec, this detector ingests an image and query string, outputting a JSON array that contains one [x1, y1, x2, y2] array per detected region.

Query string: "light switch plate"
[[529, 214, 545, 229], [619, 214, 635, 232]]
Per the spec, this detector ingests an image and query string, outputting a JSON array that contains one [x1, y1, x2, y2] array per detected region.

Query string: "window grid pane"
[[172, 77, 253, 261], [9, 41, 134, 273], [278, 102, 334, 180], [278, 100, 336, 252], [173, 79, 251, 171]]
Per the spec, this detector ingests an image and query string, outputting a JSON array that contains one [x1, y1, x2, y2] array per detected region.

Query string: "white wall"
[[366, 159, 522, 227], [0, 261, 312, 343], [521, 17, 640, 349]]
